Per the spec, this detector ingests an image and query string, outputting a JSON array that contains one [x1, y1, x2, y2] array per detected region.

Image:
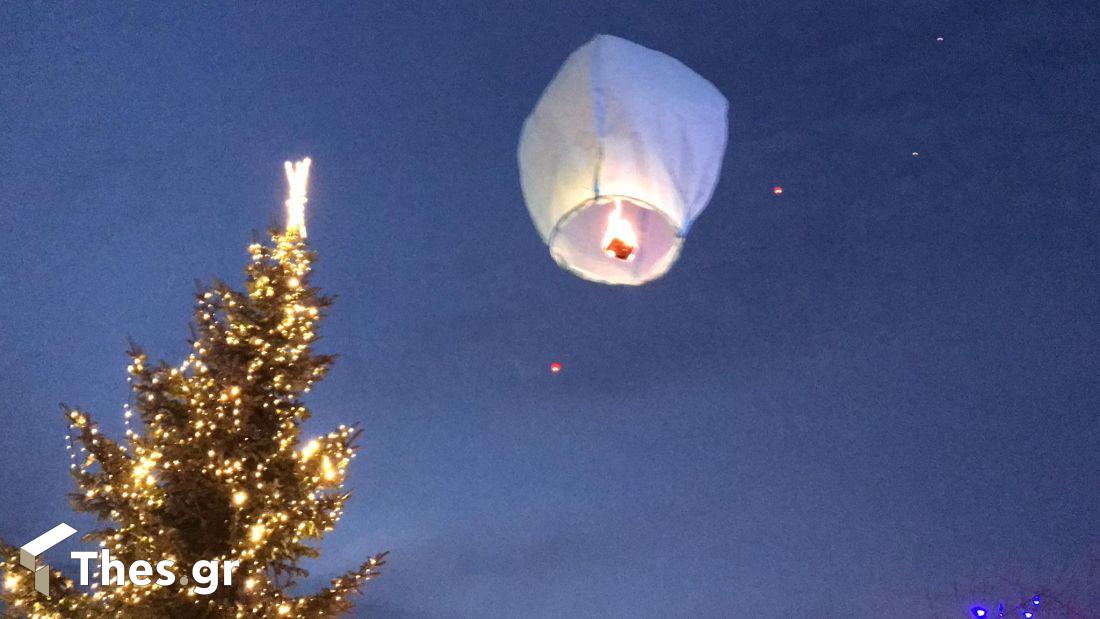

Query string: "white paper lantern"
[[519, 34, 729, 285]]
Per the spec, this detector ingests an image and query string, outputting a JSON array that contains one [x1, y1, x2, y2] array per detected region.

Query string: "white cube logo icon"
[[19, 523, 77, 596]]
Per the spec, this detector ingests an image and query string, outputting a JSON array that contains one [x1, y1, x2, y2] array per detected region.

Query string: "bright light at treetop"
[[284, 157, 312, 238]]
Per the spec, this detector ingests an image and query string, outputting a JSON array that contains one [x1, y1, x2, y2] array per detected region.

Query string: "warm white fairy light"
[[301, 439, 320, 461]]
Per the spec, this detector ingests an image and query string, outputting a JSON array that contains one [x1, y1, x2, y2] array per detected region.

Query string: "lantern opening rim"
[[547, 194, 685, 286]]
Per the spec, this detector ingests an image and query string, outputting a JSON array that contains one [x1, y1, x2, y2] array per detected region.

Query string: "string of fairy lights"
[[2, 159, 385, 617]]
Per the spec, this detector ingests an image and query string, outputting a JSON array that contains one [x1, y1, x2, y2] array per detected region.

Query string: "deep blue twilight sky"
[[1, 2, 1098, 617]]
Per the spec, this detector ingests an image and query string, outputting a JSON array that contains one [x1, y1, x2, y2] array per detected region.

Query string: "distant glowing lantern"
[[970, 607, 987, 618], [772, 185, 783, 196], [518, 35, 729, 285], [549, 362, 563, 374]]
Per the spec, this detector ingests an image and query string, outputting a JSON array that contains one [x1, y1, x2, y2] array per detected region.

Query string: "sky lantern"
[[518, 35, 729, 285]]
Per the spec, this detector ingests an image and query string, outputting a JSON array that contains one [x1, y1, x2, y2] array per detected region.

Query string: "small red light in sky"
[[550, 362, 563, 374], [772, 185, 783, 196]]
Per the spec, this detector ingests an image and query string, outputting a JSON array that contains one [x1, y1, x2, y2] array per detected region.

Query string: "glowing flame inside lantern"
[[602, 199, 638, 261]]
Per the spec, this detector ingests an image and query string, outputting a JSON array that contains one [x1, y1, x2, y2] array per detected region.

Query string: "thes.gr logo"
[[13, 523, 241, 597], [18, 523, 77, 597]]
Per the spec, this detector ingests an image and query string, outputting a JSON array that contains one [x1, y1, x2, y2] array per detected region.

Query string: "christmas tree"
[[1, 159, 386, 617]]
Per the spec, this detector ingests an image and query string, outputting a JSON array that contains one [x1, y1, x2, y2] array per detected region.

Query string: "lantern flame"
[[285, 157, 312, 238], [601, 198, 638, 261]]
